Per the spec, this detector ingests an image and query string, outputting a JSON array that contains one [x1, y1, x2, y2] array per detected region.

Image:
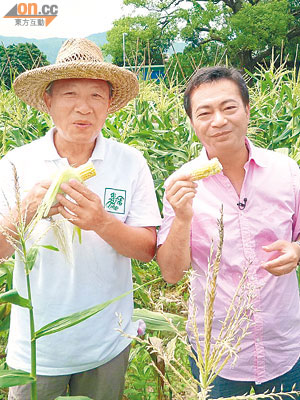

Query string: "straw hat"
[[13, 38, 139, 114]]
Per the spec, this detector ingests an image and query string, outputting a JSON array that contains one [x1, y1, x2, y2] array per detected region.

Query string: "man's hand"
[[166, 173, 198, 221], [21, 179, 60, 223], [56, 179, 156, 262], [56, 179, 108, 231], [157, 174, 197, 284], [261, 240, 300, 276]]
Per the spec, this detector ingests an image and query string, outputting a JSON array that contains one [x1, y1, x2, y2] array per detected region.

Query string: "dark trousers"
[[189, 350, 300, 399]]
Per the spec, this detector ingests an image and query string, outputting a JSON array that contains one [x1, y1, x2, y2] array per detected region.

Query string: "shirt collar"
[[199, 136, 267, 168], [40, 127, 106, 161], [245, 137, 267, 168]]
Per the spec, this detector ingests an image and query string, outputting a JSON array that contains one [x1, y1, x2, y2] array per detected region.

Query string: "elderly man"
[[0, 38, 161, 399], [157, 66, 300, 397]]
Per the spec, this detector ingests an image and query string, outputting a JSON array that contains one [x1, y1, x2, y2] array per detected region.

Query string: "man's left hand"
[[56, 179, 108, 231], [261, 240, 300, 276]]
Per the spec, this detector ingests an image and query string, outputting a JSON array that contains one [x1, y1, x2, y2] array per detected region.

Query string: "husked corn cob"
[[190, 157, 222, 181], [76, 161, 97, 181]]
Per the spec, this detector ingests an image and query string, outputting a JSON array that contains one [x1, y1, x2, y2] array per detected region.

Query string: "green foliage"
[[0, 290, 31, 309], [0, 43, 49, 89], [103, 15, 177, 66], [247, 61, 300, 154], [165, 44, 228, 84], [0, 84, 51, 157], [227, 0, 292, 67], [121, 0, 300, 72], [0, 370, 35, 388]]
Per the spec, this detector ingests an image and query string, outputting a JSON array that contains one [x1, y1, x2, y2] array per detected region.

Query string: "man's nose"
[[211, 111, 227, 127], [75, 99, 92, 114]]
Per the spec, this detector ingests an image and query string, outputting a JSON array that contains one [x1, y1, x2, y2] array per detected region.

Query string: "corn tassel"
[[190, 158, 222, 181]]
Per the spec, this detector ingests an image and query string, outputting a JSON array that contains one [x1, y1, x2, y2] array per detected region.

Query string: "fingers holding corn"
[[166, 158, 222, 221], [56, 179, 105, 232], [166, 174, 198, 221], [38, 161, 96, 220], [21, 179, 58, 224]]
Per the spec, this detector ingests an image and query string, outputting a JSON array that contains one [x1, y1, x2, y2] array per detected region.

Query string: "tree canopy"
[[114, 0, 300, 72], [102, 15, 177, 66], [0, 43, 49, 89]]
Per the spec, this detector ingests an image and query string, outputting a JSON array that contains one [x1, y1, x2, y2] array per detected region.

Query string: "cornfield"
[[0, 61, 299, 399]]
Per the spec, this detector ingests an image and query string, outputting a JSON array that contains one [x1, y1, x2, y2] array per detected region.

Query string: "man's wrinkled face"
[[43, 78, 111, 146]]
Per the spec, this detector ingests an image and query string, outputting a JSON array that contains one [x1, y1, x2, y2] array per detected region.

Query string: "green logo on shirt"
[[104, 188, 126, 214]]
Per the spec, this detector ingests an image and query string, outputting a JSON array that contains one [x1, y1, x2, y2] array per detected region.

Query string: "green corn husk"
[[27, 161, 96, 264], [132, 308, 186, 333], [36, 160, 96, 221]]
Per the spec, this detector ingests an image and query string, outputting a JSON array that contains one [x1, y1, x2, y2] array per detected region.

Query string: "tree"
[[122, 0, 300, 71], [0, 43, 49, 89], [102, 15, 178, 66]]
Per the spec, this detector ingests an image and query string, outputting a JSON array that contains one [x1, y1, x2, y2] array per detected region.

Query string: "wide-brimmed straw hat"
[[13, 38, 139, 114]]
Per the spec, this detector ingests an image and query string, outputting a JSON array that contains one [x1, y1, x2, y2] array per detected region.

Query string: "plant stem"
[[26, 272, 37, 400], [21, 237, 37, 400]]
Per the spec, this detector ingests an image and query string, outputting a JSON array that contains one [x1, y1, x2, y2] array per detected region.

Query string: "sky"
[[0, 0, 131, 39]]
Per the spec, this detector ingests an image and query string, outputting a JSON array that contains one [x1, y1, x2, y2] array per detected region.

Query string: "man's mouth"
[[212, 130, 230, 138], [73, 121, 92, 128]]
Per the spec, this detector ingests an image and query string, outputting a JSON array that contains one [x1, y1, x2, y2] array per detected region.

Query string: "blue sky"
[[0, 0, 128, 38]]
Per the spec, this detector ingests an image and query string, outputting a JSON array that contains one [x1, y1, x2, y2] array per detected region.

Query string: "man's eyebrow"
[[194, 98, 239, 112]]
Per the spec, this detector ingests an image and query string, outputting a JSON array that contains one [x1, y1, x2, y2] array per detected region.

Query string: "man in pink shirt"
[[157, 66, 300, 397]]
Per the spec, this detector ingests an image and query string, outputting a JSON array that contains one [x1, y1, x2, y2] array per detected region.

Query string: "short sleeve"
[[157, 191, 175, 247], [125, 156, 161, 227]]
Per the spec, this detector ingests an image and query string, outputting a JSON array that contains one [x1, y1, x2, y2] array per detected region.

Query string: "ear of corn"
[[190, 157, 222, 181], [27, 161, 96, 263], [38, 160, 96, 219]]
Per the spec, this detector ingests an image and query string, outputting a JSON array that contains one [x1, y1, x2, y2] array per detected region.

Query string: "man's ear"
[[43, 92, 51, 112], [245, 103, 250, 121], [189, 116, 194, 130]]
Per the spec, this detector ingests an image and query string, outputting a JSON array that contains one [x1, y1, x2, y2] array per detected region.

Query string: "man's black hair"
[[183, 66, 249, 119]]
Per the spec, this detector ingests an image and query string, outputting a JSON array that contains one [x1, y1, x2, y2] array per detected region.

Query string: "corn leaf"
[[35, 278, 161, 339], [0, 314, 10, 332], [0, 369, 35, 388], [56, 397, 92, 399], [26, 246, 39, 272], [41, 245, 59, 251], [0, 261, 14, 290], [132, 308, 186, 332], [72, 226, 82, 244], [0, 289, 31, 309]]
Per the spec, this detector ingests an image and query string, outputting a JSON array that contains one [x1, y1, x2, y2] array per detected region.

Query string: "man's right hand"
[[157, 173, 197, 284], [0, 179, 60, 260], [165, 173, 198, 221], [20, 179, 60, 224]]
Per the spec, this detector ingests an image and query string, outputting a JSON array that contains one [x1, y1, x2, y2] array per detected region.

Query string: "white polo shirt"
[[0, 128, 161, 375]]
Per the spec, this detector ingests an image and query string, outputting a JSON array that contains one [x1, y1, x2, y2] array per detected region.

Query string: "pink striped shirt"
[[157, 139, 300, 383]]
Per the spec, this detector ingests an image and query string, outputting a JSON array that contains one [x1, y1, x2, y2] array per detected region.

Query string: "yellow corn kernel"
[[190, 157, 223, 181], [76, 161, 96, 181]]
